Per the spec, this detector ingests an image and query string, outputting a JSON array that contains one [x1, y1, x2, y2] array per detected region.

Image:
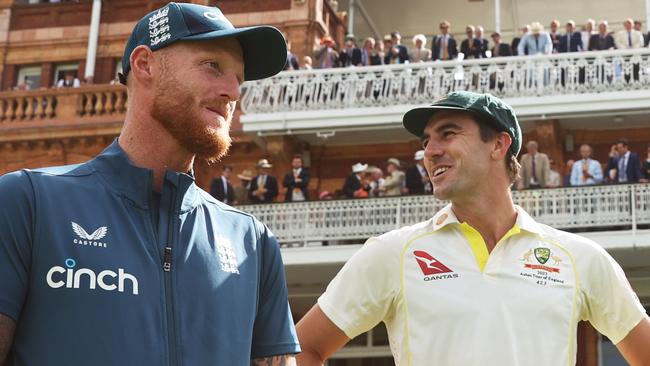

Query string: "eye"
[[442, 130, 456, 138], [204, 61, 224, 76]]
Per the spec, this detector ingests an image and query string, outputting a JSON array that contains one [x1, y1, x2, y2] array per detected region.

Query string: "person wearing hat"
[[249, 158, 279, 204], [405, 149, 432, 194], [0, 3, 300, 365], [234, 168, 253, 205], [342, 162, 370, 198], [315, 35, 339, 69], [517, 21, 552, 55], [378, 158, 405, 196], [296, 91, 650, 365]]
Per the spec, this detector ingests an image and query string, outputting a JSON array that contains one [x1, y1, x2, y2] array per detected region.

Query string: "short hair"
[[491, 32, 501, 38], [412, 34, 427, 45], [466, 25, 475, 32], [624, 18, 634, 25], [599, 20, 608, 27], [363, 37, 375, 46], [439, 20, 451, 28], [474, 115, 521, 184], [551, 20, 560, 27], [617, 138, 629, 147], [390, 31, 401, 39], [526, 140, 539, 149], [566, 20, 576, 27], [634, 20, 643, 25], [292, 154, 303, 160], [223, 165, 233, 171]]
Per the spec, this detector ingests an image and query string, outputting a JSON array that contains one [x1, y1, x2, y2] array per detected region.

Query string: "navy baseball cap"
[[402, 91, 522, 155], [119, 2, 287, 84]]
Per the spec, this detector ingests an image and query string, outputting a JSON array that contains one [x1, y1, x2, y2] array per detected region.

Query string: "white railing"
[[238, 184, 650, 244], [240, 49, 650, 114]]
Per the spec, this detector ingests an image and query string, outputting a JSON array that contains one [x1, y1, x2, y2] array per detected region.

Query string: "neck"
[[451, 186, 517, 252], [119, 99, 194, 192]]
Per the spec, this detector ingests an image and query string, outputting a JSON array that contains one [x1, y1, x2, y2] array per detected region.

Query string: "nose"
[[219, 72, 241, 102], [423, 138, 444, 160]]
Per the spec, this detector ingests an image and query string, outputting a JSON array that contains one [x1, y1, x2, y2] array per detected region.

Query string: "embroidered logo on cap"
[[149, 5, 171, 47]]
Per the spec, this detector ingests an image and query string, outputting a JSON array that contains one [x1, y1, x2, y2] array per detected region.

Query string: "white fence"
[[240, 49, 650, 114], [238, 184, 650, 244]]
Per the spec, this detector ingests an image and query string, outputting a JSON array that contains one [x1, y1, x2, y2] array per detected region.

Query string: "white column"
[[495, 0, 501, 34], [347, 0, 355, 37], [84, 0, 102, 81]]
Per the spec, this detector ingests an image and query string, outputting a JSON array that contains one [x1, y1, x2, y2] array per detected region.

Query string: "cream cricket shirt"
[[318, 205, 646, 366]]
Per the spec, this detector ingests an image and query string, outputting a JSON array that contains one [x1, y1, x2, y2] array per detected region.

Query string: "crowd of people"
[[284, 18, 650, 71], [209, 138, 650, 205]]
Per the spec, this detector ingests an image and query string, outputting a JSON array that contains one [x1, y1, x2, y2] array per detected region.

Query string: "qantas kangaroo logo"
[[413, 250, 453, 275]]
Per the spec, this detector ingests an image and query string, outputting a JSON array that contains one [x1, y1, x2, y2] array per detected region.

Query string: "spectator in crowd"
[[460, 25, 481, 59], [384, 31, 409, 64], [342, 162, 370, 198], [518, 140, 551, 189], [548, 159, 561, 187], [234, 169, 253, 205], [360, 37, 375, 66], [432, 20, 458, 61], [315, 35, 338, 68], [405, 150, 431, 194], [409, 34, 431, 62], [379, 158, 405, 196], [371, 38, 385, 65], [283, 154, 310, 202], [491, 32, 512, 57], [607, 138, 642, 183], [581, 19, 596, 50], [301, 55, 313, 70], [570, 144, 603, 186], [518, 22, 552, 55], [56, 70, 81, 88], [475, 26, 489, 58], [339, 36, 362, 67], [210, 165, 235, 204], [15, 76, 31, 91], [284, 40, 299, 70], [641, 143, 650, 182], [559, 20, 583, 52], [634, 20, 650, 47], [606, 144, 619, 183], [563, 159, 575, 187], [549, 20, 561, 53], [615, 19, 644, 49], [511, 24, 530, 55], [589, 21, 615, 50], [367, 166, 385, 197], [249, 159, 279, 203]]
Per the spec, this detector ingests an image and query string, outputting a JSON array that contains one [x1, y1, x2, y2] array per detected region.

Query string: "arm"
[[251, 355, 296, 366], [615, 316, 650, 366], [570, 162, 580, 186], [591, 161, 604, 184], [0, 314, 16, 363], [296, 305, 351, 366], [517, 36, 526, 56]]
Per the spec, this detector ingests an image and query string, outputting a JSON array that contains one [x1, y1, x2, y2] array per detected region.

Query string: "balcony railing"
[[238, 183, 650, 244], [240, 48, 650, 114]]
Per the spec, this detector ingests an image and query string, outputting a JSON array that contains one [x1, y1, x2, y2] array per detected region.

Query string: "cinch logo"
[[46, 258, 139, 295]]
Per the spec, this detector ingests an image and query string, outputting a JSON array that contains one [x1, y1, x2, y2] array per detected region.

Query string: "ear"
[[491, 132, 513, 160], [129, 45, 157, 86]]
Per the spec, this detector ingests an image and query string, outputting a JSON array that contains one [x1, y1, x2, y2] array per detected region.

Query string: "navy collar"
[[89, 139, 199, 211]]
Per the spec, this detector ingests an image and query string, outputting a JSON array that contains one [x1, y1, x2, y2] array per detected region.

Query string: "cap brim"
[[402, 105, 468, 137], [183, 25, 287, 81]]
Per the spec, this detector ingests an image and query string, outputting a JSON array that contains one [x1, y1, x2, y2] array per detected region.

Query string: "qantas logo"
[[413, 250, 459, 281]]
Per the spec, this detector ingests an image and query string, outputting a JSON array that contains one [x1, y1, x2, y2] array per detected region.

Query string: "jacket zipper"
[[162, 188, 178, 366]]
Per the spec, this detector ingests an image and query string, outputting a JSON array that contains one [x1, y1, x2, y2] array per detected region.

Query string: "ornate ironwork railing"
[[239, 183, 650, 244], [240, 48, 650, 114]]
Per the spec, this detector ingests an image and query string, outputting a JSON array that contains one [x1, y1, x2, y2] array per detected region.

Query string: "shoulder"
[[535, 223, 611, 262]]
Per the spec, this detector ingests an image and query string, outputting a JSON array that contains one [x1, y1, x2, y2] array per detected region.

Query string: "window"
[[53, 62, 79, 85], [16, 65, 41, 90]]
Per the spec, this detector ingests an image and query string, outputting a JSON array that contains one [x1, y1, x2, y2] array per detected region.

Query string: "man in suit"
[[615, 19, 644, 49], [249, 159, 279, 203], [491, 32, 512, 57], [283, 40, 299, 70], [558, 20, 584, 52], [634, 20, 650, 47], [339, 37, 362, 67], [283, 154, 310, 202], [342, 163, 369, 198], [549, 20, 561, 53], [209, 165, 235, 204], [384, 31, 409, 64], [511, 24, 529, 55], [405, 150, 431, 195], [589, 21, 615, 50], [460, 25, 481, 59], [607, 138, 642, 183], [360, 37, 376, 66], [518, 140, 551, 189], [518, 22, 552, 55], [475, 26, 489, 58], [432, 20, 458, 61]]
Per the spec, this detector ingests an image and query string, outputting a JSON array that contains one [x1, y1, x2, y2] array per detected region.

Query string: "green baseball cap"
[[402, 91, 522, 155]]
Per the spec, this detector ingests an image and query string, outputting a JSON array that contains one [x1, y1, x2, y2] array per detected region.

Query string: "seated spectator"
[[491, 32, 512, 57], [366, 166, 385, 197], [570, 144, 603, 186], [384, 31, 409, 64], [210, 165, 235, 204], [549, 20, 561, 53], [518, 22, 552, 55], [301, 56, 313, 70], [607, 138, 642, 183], [615, 19, 644, 49], [284, 40, 299, 70], [249, 159, 279, 203], [511, 24, 530, 55], [581, 19, 596, 50], [379, 158, 405, 196], [475, 26, 489, 58], [234, 169, 253, 205], [56, 71, 80, 88], [589, 21, 615, 51], [460, 25, 481, 59], [432, 20, 458, 61], [405, 150, 431, 194], [360, 37, 375, 66], [409, 34, 431, 62], [559, 20, 583, 52], [283, 154, 309, 202], [342, 163, 370, 198], [634, 20, 650, 47], [315, 35, 338, 68], [641, 143, 650, 182], [339, 36, 362, 67]]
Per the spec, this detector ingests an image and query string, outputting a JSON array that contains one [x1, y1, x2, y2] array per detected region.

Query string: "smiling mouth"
[[433, 166, 450, 178]]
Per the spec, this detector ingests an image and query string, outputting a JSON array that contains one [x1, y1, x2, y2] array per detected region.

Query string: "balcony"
[[240, 49, 650, 135]]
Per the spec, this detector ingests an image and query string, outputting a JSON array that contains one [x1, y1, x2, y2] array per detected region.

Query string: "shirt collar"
[[431, 203, 544, 235]]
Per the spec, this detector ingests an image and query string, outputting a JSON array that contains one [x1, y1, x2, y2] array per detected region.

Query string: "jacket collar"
[[89, 139, 199, 211]]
